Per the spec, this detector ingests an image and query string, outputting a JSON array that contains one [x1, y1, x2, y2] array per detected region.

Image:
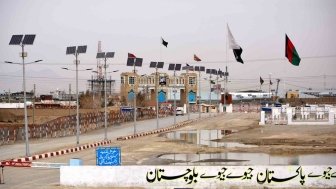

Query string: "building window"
[[121, 76, 124, 84], [129, 76, 135, 84], [189, 77, 196, 85]]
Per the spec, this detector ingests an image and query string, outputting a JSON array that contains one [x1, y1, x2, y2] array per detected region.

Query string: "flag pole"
[[259, 79, 262, 110], [198, 70, 201, 119], [216, 74, 219, 115], [225, 23, 229, 113], [209, 73, 212, 117], [269, 73, 272, 101], [157, 37, 161, 129]]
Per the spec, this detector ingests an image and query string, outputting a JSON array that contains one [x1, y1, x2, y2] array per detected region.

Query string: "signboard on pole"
[[96, 147, 121, 166]]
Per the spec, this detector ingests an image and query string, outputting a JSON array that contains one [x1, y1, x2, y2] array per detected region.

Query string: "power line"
[[4, 54, 335, 66]]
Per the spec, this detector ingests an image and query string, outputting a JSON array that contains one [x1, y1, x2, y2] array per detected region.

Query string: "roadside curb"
[[0, 140, 113, 167], [116, 119, 196, 140]]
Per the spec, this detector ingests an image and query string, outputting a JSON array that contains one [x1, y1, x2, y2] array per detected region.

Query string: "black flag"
[[161, 37, 168, 47], [260, 77, 264, 85]]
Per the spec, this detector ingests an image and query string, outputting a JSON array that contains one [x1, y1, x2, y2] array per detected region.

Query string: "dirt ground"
[[32, 112, 336, 166], [116, 113, 336, 165], [2, 112, 336, 189]]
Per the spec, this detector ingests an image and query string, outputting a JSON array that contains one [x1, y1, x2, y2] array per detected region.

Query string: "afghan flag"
[[285, 34, 301, 66], [227, 24, 244, 64], [128, 53, 136, 58], [194, 54, 201, 62]]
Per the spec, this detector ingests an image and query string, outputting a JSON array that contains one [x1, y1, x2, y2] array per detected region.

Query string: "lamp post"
[[194, 66, 205, 118], [8, 34, 40, 157], [62, 66, 92, 144], [168, 64, 182, 125], [96, 52, 115, 140], [182, 64, 193, 120], [149, 62, 164, 129], [126, 54, 143, 134], [5, 59, 42, 157], [62, 66, 92, 145], [206, 69, 212, 116], [269, 73, 272, 100], [65, 45, 87, 145]]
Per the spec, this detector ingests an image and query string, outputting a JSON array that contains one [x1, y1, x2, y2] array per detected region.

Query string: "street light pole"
[[173, 70, 177, 125], [75, 53, 80, 145], [21, 45, 30, 156], [133, 63, 137, 134], [66, 45, 87, 146], [96, 52, 115, 140], [186, 68, 190, 120], [209, 73, 212, 117], [8, 34, 41, 157], [198, 70, 201, 118], [4, 57, 42, 157], [156, 67, 159, 129], [104, 58, 108, 140]]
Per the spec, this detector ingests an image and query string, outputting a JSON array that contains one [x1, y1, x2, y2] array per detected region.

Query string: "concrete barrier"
[[60, 165, 336, 188]]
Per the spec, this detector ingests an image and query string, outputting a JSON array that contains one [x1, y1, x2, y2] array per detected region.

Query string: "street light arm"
[[62, 67, 93, 71], [26, 60, 43, 65], [5, 60, 42, 65]]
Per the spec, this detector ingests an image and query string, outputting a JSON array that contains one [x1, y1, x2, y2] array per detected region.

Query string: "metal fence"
[[0, 109, 173, 145]]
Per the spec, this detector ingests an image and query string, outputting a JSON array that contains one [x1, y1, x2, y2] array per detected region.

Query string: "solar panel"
[[22, 34, 36, 45], [135, 58, 143, 67], [66, 46, 76, 55], [9, 35, 23, 45], [77, 45, 87, 54], [149, 62, 157, 68], [200, 66, 205, 72], [212, 69, 217, 75], [157, 62, 164, 68], [96, 52, 105, 58], [206, 69, 210, 74], [175, 64, 181, 71], [106, 52, 115, 58], [127, 58, 135, 66], [194, 66, 200, 71], [168, 64, 174, 70]]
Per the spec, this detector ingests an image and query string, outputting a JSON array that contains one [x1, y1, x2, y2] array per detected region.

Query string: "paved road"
[[0, 113, 211, 161], [1, 113, 216, 189]]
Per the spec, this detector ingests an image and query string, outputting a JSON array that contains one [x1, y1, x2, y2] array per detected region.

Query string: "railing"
[[0, 109, 173, 145]]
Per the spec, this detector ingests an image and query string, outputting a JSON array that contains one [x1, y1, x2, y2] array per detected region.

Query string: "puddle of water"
[[163, 129, 257, 148], [159, 153, 336, 166]]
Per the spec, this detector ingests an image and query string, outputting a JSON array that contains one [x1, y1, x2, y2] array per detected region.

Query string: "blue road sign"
[[96, 147, 121, 166]]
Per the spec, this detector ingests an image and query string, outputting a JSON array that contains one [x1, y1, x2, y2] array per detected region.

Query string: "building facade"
[[120, 71, 198, 107]]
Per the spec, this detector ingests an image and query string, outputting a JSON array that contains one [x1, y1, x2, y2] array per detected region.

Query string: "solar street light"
[[96, 51, 115, 140], [194, 66, 205, 118], [65, 45, 87, 146], [149, 61, 165, 129], [168, 63, 182, 125], [7, 34, 40, 157], [126, 53, 143, 134]]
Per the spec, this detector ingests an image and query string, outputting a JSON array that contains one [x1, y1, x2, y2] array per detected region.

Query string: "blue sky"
[[0, 0, 335, 96]]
